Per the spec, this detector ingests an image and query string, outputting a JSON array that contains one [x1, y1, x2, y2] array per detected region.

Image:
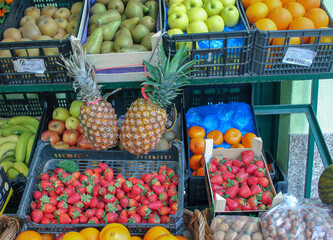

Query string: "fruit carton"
[[77, 0, 162, 83], [204, 137, 284, 216]]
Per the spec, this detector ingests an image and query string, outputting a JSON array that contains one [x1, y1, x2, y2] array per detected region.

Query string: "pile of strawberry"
[[208, 150, 274, 211], [29, 163, 179, 225]]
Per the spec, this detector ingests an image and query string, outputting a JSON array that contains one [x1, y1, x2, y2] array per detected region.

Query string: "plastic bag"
[[260, 195, 333, 240], [210, 215, 263, 240]]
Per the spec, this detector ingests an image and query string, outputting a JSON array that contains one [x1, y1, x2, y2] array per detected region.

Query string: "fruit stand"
[[0, 0, 333, 239]]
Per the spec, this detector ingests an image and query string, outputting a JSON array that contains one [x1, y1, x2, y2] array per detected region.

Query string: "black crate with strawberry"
[[17, 140, 185, 235]]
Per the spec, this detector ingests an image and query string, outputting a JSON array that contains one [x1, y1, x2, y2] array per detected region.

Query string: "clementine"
[[101, 226, 131, 240], [241, 132, 258, 148], [310, 27, 333, 43], [253, 18, 277, 44], [154, 234, 178, 240], [272, 37, 301, 45], [206, 130, 223, 145], [143, 226, 171, 240], [100, 224, 130, 240], [288, 17, 315, 43], [241, 0, 262, 9], [305, 8, 329, 28], [188, 126, 205, 138], [284, 2, 305, 18], [16, 231, 43, 240], [80, 228, 99, 240], [62, 232, 86, 240], [189, 137, 205, 155], [268, 7, 293, 30], [190, 154, 203, 171], [224, 128, 242, 145], [262, 0, 283, 12], [196, 167, 205, 176], [281, 0, 296, 5], [131, 237, 143, 240], [41, 234, 55, 240], [175, 236, 188, 240], [246, 2, 269, 25], [230, 143, 245, 148], [296, 0, 320, 12]]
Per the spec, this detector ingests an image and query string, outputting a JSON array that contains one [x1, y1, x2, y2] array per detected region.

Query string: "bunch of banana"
[[0, 116, 39, 180]]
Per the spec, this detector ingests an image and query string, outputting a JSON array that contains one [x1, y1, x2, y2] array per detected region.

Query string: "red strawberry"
[[131, 185, 143, 198], [258, 203, 266, 210], [238, 167, 246, 173], [100, 180, 110, 189], [223, 159, 232, 167], [117, 214, 128, 223], [64, 186, 75, 196], [116, 189, 125, 199], [152, 185, 165, 195], [250, 185, 262, 196], [67, 192, 81, 205], [77, 186, 85, 195], [59, 214, 71, 224], [255, 160, 265, 169], [88, 217, 99, 224], [226, 198, 240, 211], [261, 192, 273, 205], [170, 202, 177, 211], [207, 163, 217, 173], [54, 208, 68, 218], [160, 215, 169, 223], [95, 209, 105, 220], [33, 191, 42, 201], [40, 181, 52, 191], [230, 166, 240, 174], [148, 214, 160, 223], [94, 167, 102, 174], [159, 192, 168, 202], [55, 186, 64, 195], [222, 171, 235, 181], [247, 176, 259, 186], [258, 177, 269, 188], [242, 154, 254, 165], [120, 198, 130, 208], [98, 163, 108, 170], [211, 183, 223, 192], [79, 174, 88, 183], [141, 173, 153, 184], [148, 201, 163, 210], [219, 165, 227, 172], [159, 206, 171, 215], [71, 180, 81, 188], [234, 197, 246, 206], [241, 150, 254, 156], [79, 214, 88, 223], [57, 201, 68, 209], [210, 174, 223, 185], [128, 213, 141, 223], [171, 175, 179, 185], [104, 212, 118, 223], [31, 210, 43, 223], [137, 205, 151, 217], [232, 159, 244, 168], [42, 203, 56, 214], [93, 185, 101, 196], [253, 169, 265, 178], [53, 168, 64, 174], [71, 217, 79, 224], [166, 168, 175, 178], [97, 201, 105, 209], [68, 206, 82, 218], [239, 184, 251, 199], [56, 233, 65, 240], [241, 204, 252, 211], [247, 196, 258, 207], [154, 174, 166, 183], [211, 157, 222, 168], [30, 201, 38, 210], [40, 173, 49, 181], [235, 172, 249, 183], [72, 171, 81, 179], [41, 217, 51, 224], [122, 181, 133, 193], [245, 164, 258, 174], [81, 194, 93, 208], [89, 196, 99, 209], [85, 209, 96, 218], [49, 195, 58, 205], [167, 188, 177, 197]]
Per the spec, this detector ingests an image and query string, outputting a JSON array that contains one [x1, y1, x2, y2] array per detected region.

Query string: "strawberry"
[[117, 214, 128, 223], [232, 159, 244, 168], [242, 154, 254, 165], [31, 210, 43, 223], [210, 174, 223, 185], [79, 174, 88, 183], [48, 196, 58, 205], [258, 177, 269, 188], [213, 190, 223, 199], [226, 198, 240, 211], [258, 203, 266, 210], [122, 181, 133, 193], [241, 204, 252, 211], [261, 191, 273, 205], [103, 193, 117, 204], [42, 203, 56, 214], [245, 164, 258, 174], [94, 167, 102, 174], [247, 176, 259, 186], [207, 163, 217, 173], [252, 169, 265, 178], [252, 206, 259, 210], [99, 187, 107, 196], [40, 173, 49, 181], [131, 185, 143, 198], [95, 209, 105, 220], [64, 186, 75, 196], [40, 181, 52, 191], [167, 187, 177, 197], [159, 206, 171, 216], [225, 206, 230, 211], [57, 201, 68, 209], [160, 215, 169, 223], [33, 191, 42, 201], [79, 214, 88, 223], [55, 186, 64, 195], [234, 197, 246, 206], [222, 171, 235, 181], [92, 185, 101, 196], [127, 207, 137, 216], [98, 163, 108, 170], [241, 150, 254, 156], [53, 168, 64, 174], [148, 201, 163, 210], [85, 183, 94, 194], [230, 166, 240, 174], [219, 165, 227, 172], [97, 201, 105, 209], [81, 194, 93, 208], [148, 193, 158, 203], [171, 175, 179, 185], [85, 209, 96, 218], [59, 214, 71, 224], [148, 214, 160, 223], [67, 192, 81, 205], [104, 212, 118, 223], [141, 173, 153, 184], [137, 205, 151, 217], [154, 174, 166, 183], [120, 198, 130, 208], [235, 172, 249, 183], [247, 196, 258, 207], [170, 202, 177, 211], [250, 185, 262, 196], [166, 168, 175, 178], [41, 217, 51, 224], [71, 218, 79, 224], [72, 171, 81, 179], [88, 217, 99, 224], [159, 192, 168, 202], [238, 167, 246, 173], [223, 158, 232, 167], [128, 213, 141, 223], [68, 206, 82, 218], [101, 180, 110, 189], [254, 160, 265, 169], [54, 208, 68, 218], [30, 201, 38, 210], [116, 189, 125, 199], [239, 184, 251, 199], [152, 185, 165, 195], [77, 186, 86, 195], [56, 233, 65, 240]]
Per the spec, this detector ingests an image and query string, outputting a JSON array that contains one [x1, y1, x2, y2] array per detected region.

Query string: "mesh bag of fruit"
[[260, 194, 333, 240]]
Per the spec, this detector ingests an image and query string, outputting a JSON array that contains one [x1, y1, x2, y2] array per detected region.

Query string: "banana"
[[0, 135, 20, 146], [13, 162, 29, 177], [1, 150, 15, 161], [8, 116, 39, 130], [0, 157, 16, 163], [25, 134, 35, 166], [0, 142, 17, 160], [21, 124, 37, 134], [16, 132, 33, 163], [0, 161, 14, 173], [0, 119, 8, 128], [7, 168, 19, 179], [2, 125, 33, 137]]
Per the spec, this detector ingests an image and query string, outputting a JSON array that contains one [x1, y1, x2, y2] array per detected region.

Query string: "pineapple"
[[59, 40, 118, 150], [119, 44, 199, 155]]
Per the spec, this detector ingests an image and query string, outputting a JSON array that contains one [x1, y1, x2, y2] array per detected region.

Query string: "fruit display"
[[0, 2, 83, 58], [0, 116, 39, 179], [83, 0, 159, 54], [318, 163, 333, 206], [0, 0, 12, 25], [207, 150, 274, 211]]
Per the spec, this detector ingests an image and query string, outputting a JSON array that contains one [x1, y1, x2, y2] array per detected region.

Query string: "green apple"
[[168, 4, 187, 16], [205, 15, 225, 32], [184, 0, 203, 11], [65, 116, 80, 130], [53, 107, 70, 122], [168, 11, 189, 31], [203, 0, 224, 17], [169, 0, 184, 6], [168, 28, 186, 49], [187, 7, 208, 23], [220, 5, 239, 28], [187, 20, 208, 33], [221, 0, 236, 7], [69, 100, 84, 118], [183, 41, 199, 49]]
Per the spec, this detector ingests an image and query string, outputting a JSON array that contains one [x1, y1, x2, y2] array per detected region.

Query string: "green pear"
[[131, 24, 149, 43], [88, 24, 98, 36], [140, 32, 155, 51], [90, 3, 107, 15], [114, 28, 133, 51], [83, 28, 103, 54], [96, 0, 110, 5], [121, 13, 127, 20], [125, 0, 149, 18], [114, 29, 124, 40], [100, 20, 121, 40], [139, 16, 156, 32], [90, 10, 121, 26], [101, 41, 114, 53], [107, 0, 125, 14], [117, 45, 148, 53], [120, 17, 139, 31]]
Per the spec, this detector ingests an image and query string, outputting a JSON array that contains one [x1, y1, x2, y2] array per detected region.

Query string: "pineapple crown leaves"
[[58, 39, 102, 103], [142, 44, 201, 109]]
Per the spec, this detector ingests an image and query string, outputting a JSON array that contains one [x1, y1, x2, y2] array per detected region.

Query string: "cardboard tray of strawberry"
[[17, 140, 185, 235], [204, 138, 284, 216]]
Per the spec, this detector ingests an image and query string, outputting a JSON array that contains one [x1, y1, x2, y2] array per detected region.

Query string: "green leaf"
[[56, 160, 79, 173]]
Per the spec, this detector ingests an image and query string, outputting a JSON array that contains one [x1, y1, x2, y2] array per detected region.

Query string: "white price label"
[[13, 59, 46, 74], [282, 47, 317, 67]]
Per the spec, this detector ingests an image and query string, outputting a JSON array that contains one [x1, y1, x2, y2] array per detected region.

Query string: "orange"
[[101, 226, 131, 240], [196, 167, 205, 176], [143, 226, 171, 240], [80, 228, 99, 240], [272, 37, 301, 45], [62, 232, 86, 240], [16, 231, 43, 240], [241, 0, 262, 9], [268, 7, 293, 30], [253, 18, 277, 44], [310, 27, 333, 43], [190, 154, 203, 171], [100, 224, 130, 240], [154, 234, 178, 240], [281, 0, 296, 5], [246, 2, 269, 25], [175, 237, 188, 240], [284, 2, 305, 18], [192, 171, 196, 176], [41, 234, 55, 240], [241, 132, 258, 148], [206, 130, 223, 145], [262, 0, 283, 12], [296, 0, 320, 11], [189, 137, 205, 155], [188, 126, 205, 139], [288, 17, 315, 43], [305, 8, 329, 28], [131, 237, 143, 240], [230, 143, 245, 148], [224, 128, 242, 145]]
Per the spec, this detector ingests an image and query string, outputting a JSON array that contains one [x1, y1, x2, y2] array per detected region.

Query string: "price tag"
[[282, 47, 317, 67], [13, 59, 46, 74]]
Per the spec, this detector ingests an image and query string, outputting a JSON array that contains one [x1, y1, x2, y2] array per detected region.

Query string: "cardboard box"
[[204, 137, 284, 216], [0, 166, 13, 215]]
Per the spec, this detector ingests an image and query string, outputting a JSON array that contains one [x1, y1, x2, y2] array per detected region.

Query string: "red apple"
[[62, 129, 80, 146], [69, 146, 83, 149], [41, 130, 60, 146], [77, 135, 92, 149], [77, 124, 82, 134], [48, 119, 66, 135], [53, 141, 70, 149]]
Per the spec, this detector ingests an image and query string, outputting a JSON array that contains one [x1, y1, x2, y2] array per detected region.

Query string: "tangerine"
[[41, 234, 55, 240], [224, 128, 242, 145], [196, 167, 205, 176], [189, 137, 205, 155], [310, 27, 333, 43], [262, 0, 283, 12], [80, 228, 99, 240], [284, 2, 305, 18], [268, 7, 293, 30], [155, 234, 178, 240], [188, 126, 205, 138], [190, 154, 203, 171], [241, 132, 258, 148], [230, 143, 245, 148], [246, 2, 269, 25], [241, 0, 262, 9], [281, 0, 296, 5], [175, 236, 188, 240], [206, 130, 223, 145], [304, 8, 329, 28], [296, 0, 320, 11], [131, 237, 143, 240], [253, 18, 277, 44], [62, 232, 86, 240], [288, 17, 315, 43], [16, 231, 43, 240], [143, 226, 171, 240]]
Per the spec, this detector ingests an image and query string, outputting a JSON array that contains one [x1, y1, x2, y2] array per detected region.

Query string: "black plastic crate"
[[263, 150, 276, 181], [238, 1, 333, 76], [0, 0, 85, 85], [274, 161, 288, 194], [17, 141, 185, 235], [162, 1, 253, 79]]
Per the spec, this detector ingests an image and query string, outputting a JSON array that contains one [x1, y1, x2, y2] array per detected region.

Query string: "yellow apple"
[[24, 6, 41, 20]]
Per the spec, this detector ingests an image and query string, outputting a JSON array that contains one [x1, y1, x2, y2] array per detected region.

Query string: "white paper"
[[282, 47, 317, 67], [13, 59, 46, 74]]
